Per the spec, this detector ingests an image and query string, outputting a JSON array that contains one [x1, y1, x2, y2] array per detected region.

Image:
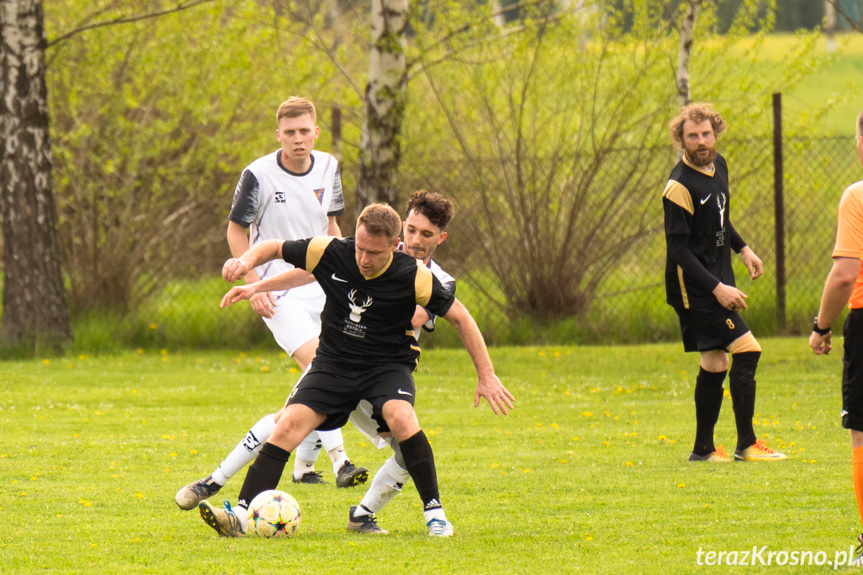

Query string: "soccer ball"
[[246, 490, 302, 538]]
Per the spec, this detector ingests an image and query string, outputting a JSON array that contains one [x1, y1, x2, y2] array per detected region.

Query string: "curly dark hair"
[[405, 190, 455, 231], [668, 103, 726, 150]]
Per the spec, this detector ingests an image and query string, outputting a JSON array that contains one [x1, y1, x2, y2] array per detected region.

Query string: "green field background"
[[0, 339, 860, 573]]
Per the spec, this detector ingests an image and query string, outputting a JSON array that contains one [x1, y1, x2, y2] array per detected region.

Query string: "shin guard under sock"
[[729, 351, 760, 451], [237, 442, 291, 509], [399, 430, 441, 510], [693, 367, 727, 456]]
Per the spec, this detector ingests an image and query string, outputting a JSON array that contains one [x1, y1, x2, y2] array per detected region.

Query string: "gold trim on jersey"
[[306, 236, 337, 272], [364, 253, 394, 280], [682, 154, 716, 177], [677, 265, 690, 309], [415, 261, 433, 307], [662, 180, 693, 214]]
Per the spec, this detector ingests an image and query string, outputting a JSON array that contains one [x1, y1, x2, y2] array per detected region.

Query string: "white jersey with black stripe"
[[229, 149, 345, 302]]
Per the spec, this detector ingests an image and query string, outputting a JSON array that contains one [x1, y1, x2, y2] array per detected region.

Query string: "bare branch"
[[827, 0, 863, 33], [47, 0, 222, 48]]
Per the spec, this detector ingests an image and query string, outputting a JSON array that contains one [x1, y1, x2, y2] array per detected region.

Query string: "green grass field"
[[1, 338, 860, 573]]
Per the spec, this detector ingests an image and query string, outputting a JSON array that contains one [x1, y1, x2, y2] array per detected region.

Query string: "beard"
[[685, 145, 717, 167]]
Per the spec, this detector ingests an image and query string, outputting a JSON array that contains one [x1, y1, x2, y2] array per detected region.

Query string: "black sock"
[[730, 351, 760, 451], [236, 442, 291, 509], [693, 367, 727, 456], [399, 430, 441, 510]]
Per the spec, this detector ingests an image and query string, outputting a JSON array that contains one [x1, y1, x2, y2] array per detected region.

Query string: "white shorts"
[[262, 292, 323, 356], [349, 400, 390, 449]]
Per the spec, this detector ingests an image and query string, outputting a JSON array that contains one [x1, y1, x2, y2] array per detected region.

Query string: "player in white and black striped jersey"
[[346, 191, 457, 534]]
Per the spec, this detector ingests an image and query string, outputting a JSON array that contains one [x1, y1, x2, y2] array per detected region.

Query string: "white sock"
[[318, 429, 348, 474], [327, 446, 349, 475], [294, 432, 321, 478], [359, 456, 410, 514], [234, 504, 249, 532], [214, 414, 276, 484]]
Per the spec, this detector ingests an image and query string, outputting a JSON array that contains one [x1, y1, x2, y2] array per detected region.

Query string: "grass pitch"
[[0, 338, 858, 573]]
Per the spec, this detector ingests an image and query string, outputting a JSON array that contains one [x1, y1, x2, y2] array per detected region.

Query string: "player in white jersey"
[[347, 190, 456, 534], [174, 98, 365, 511]]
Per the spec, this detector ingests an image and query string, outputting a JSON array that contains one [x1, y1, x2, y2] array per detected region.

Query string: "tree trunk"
[[825, 0, 837, 53], [676, 0, 702, 108], [356, 0, 408, 212], [0, 0, 72, 354]]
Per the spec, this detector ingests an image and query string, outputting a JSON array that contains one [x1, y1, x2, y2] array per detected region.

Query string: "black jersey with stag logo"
[[280, 236, 455, 367], [663, 153, 747, 310]]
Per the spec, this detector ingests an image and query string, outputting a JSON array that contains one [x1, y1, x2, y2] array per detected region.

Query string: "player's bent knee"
[[381, 400, 420, 441], [728, 332, 761, 355]]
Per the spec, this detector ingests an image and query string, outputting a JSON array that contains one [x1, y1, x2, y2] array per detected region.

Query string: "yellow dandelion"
[[581, 412, 592, 417], [261, 366, 269, 372], [626, 462, 633, 467], [677, 483, 685, 488], [149, 323, 158, 330], [190, 449, 198, 454], [523, 469, 531, 473], [42, 359, 50, 365], [137, 348, 144, 354]]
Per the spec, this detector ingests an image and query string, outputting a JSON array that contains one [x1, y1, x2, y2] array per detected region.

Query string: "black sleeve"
[[667, 234, 721, 293], [424, 275, 456, 318], [228, 170, 259, 227], [280, 238, 311, 269], [421, 279, 456, 332], [728, 222, 747, 254]]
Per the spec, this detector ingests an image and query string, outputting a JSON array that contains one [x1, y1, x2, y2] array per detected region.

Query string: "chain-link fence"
[[94, 133, 861, 351]]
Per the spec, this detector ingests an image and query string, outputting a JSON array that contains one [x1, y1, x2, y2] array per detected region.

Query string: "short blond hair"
[[276, 97, 316, 124], [669, 103, 726, 150], [357, 204, 401, 241]]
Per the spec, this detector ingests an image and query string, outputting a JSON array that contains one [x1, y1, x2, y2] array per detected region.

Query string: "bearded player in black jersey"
[[663, 103, 785, 464], [198, 203, 514, 537]]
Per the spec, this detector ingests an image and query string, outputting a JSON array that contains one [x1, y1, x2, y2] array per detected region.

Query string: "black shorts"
[[842, 309, 863, 431], [674, 305, 750, 353], [286, 360, 416, 432]]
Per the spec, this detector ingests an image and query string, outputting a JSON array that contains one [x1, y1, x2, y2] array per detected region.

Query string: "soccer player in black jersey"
[[663, 103, 786, 463], [199, 204, 514, 537]]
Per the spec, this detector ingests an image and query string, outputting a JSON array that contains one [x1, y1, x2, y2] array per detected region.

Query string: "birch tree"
[[356, 0, 408, 209], [676, 0, 702, 108], [0, 0, 71, 353]]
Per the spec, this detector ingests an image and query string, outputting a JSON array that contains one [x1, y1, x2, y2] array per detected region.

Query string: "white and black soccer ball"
[[246, 490, 301, 538]]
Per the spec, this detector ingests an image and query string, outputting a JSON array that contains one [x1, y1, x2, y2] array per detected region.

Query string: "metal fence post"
[[772, 92, 787, 332]]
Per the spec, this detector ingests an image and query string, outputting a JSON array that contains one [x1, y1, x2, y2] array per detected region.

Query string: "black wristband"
[[812, 317, 831, 336]]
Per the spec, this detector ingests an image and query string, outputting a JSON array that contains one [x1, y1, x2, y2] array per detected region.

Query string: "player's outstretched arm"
[[220, 269, 315, 309], [222, 239, 285, 283], [443, 299, 515, 415]]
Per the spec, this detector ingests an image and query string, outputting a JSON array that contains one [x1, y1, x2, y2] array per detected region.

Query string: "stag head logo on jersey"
[[347, 290, 373, 322]]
